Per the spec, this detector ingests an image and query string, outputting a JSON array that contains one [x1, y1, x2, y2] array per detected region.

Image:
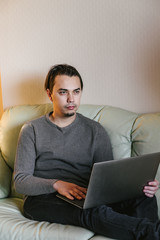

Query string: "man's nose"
[[67, 93, 74, 102]]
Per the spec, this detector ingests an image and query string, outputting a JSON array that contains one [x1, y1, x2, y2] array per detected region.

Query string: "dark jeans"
[[24, 193, 159, 240]]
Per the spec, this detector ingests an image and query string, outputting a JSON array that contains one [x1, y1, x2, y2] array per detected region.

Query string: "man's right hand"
[[53, 180, 87, 200]]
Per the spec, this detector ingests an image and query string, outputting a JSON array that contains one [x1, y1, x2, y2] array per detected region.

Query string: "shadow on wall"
[[14, 74, 49, 105]]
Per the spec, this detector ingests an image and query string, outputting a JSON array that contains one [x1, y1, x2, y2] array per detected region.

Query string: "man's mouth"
[[65, 105, 76, 110], [67, 106, 75, 110]]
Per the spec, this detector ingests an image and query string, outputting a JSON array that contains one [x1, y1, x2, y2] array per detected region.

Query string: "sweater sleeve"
[[93, 123, 113, 163], [14, 123, 57, 196]]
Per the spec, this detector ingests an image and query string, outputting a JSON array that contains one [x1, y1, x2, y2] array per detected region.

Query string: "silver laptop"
[[56, 152, 160, 209]]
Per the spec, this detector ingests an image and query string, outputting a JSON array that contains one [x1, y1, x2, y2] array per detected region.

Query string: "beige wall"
[[0, 0, 160, 113]]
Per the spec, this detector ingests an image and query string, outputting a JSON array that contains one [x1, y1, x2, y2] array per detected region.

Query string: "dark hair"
[[44, 64, 83, 93]]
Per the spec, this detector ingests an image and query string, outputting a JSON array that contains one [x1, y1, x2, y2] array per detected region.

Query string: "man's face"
[[48, 75, 82, 118]]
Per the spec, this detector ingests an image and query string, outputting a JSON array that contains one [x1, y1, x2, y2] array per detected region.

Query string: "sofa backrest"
[[0, 104, 160, 199]]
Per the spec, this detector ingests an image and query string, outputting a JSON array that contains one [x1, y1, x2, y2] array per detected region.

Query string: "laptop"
[[56, 152, 160, 209]]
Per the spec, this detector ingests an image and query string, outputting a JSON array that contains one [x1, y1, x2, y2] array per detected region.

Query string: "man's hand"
[[53, 180, 87, 200], [143, 179, 159, 198]]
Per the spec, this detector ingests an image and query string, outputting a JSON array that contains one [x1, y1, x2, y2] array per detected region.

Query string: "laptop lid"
[[83, 152, 160, 209]]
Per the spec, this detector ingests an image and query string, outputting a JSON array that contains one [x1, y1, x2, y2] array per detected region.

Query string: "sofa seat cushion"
[[0, 198, 94, 240]]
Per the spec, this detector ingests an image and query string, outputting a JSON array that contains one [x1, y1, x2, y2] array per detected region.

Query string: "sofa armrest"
[[0, 151, 12, 198]]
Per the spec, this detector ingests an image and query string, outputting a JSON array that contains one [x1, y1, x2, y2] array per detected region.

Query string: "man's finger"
[[70, 189, 86, 199], [148, 180, 159, 186], [76, 186, 87, 193], [65, 192, 74, 200], [145, 192, 154, 198]]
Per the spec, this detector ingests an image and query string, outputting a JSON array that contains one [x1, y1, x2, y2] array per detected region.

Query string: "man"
[[14, 64, 160, 239]]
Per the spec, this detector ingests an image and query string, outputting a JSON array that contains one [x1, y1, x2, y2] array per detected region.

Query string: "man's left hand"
[[143, 179, 159, 198]]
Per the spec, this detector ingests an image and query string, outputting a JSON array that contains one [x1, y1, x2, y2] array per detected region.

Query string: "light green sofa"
[[0, 103, 160, 240]]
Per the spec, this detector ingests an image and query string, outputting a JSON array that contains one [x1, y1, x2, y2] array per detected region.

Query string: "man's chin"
[[64, 112, 75, 117]]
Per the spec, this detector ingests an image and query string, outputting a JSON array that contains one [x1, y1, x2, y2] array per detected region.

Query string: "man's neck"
[[50, 113, 76, 128]]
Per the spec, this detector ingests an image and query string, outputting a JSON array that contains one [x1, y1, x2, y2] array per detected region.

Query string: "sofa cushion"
[[132, 113, 160, 156], [80, 105, 137, 160], [0, 198, 94, 240]]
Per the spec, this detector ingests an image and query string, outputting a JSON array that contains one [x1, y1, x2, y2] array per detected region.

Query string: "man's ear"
[[46, 89, 53, 102]]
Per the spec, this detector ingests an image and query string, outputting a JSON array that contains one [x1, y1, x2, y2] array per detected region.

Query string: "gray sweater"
[[14, 113, 113, 196]]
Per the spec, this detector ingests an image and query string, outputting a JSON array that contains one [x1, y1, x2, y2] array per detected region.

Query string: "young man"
[[14, 64, 160, 239]]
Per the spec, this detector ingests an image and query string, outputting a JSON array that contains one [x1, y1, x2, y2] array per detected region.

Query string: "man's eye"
[[59, 91, 67, 95], [74, 90, 80, 94]]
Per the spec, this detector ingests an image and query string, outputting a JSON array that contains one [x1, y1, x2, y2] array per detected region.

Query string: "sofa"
[[0, 103, 160, 240]]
